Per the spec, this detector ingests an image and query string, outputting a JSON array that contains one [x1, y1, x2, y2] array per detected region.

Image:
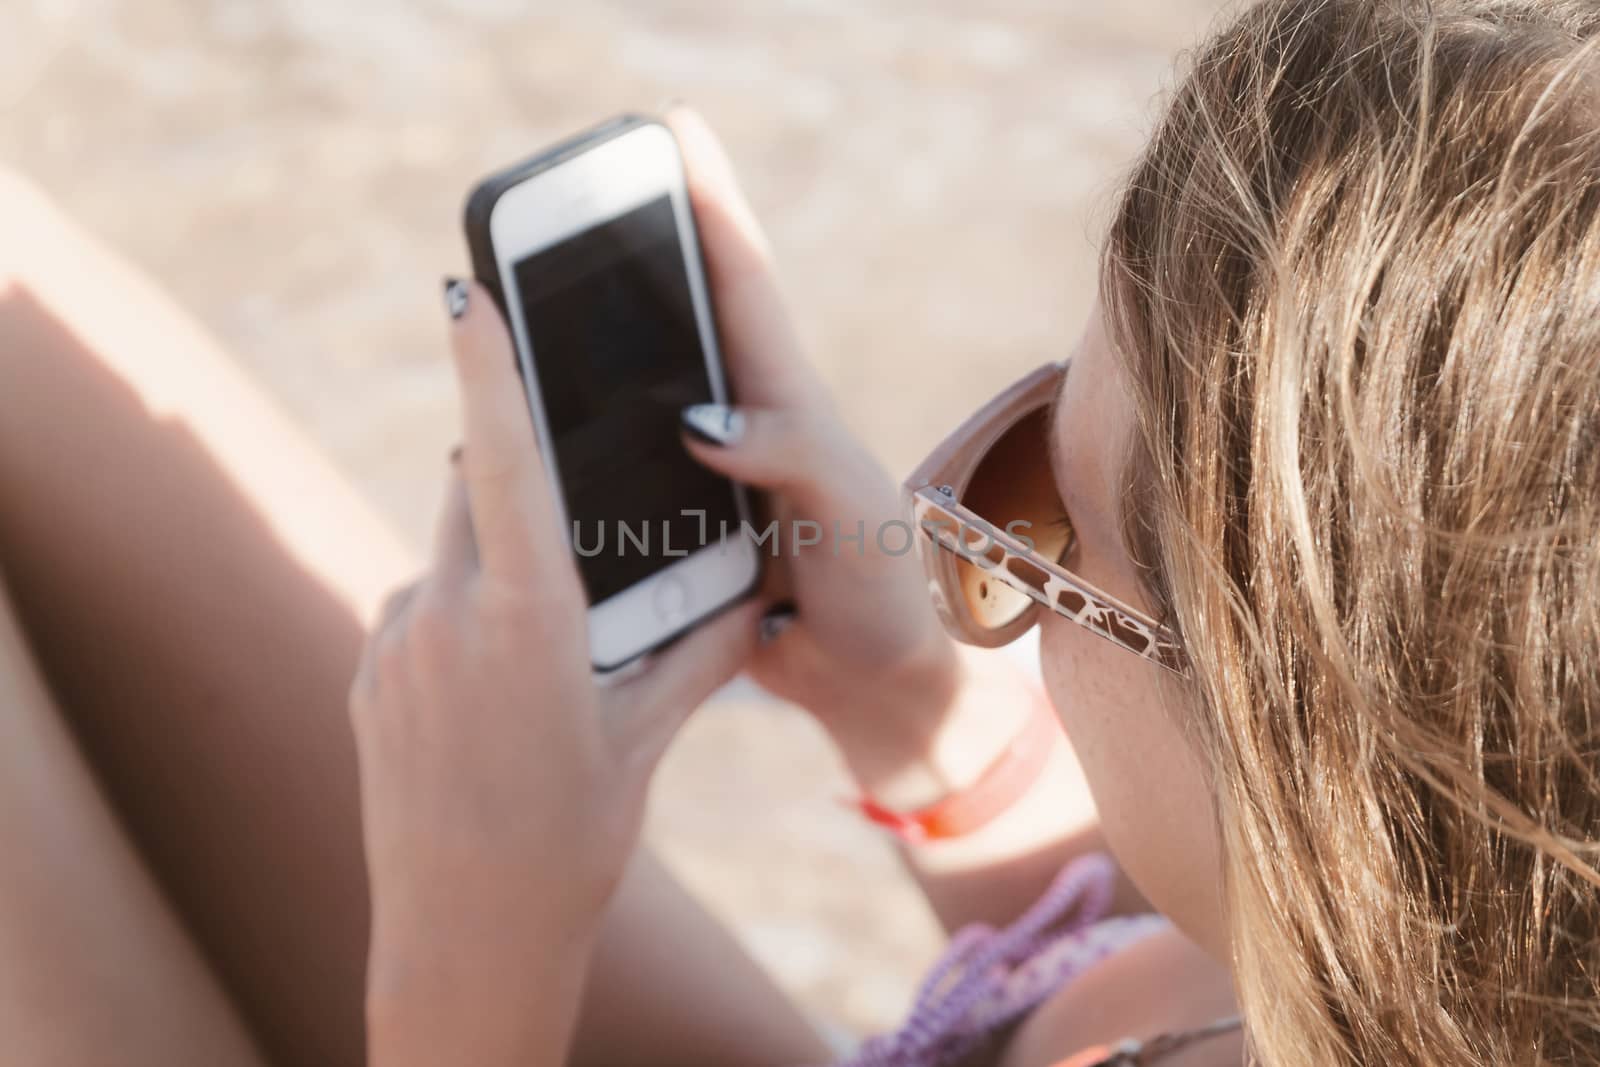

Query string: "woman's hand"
[[669, 113, 1122, 942], [348, 279, 762, 1066], [666, 107, 959, 731]]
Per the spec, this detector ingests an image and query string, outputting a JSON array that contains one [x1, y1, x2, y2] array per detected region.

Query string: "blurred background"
[[2, 0, 1227, 1038]]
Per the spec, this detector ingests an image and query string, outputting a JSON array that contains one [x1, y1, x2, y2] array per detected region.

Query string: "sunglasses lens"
[[954, 552, 1032, 629], [954, 407, 1074, 630]]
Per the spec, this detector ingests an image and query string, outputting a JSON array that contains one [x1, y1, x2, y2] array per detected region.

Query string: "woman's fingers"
[[679, 402, 839, 507], [664, 106, 823, 411], [429, 467, 477, 584], [608, 597, 765, 771], [374, 579, 423, 636], [443, 278, 570, 592], [350, 577, 422, 709]]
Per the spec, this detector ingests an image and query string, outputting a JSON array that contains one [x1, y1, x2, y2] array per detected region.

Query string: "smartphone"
[[463, 114, 761, 673]]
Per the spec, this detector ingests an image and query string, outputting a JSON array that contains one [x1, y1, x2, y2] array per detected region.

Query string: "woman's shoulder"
[[998, 922, 1243, 1067]]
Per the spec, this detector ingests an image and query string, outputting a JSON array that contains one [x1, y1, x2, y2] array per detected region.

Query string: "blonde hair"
[[1102, 1, 1600, 1062]]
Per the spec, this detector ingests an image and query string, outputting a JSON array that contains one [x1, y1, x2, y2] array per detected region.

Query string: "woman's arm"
[[350, 279, 773, 1067], [366, 913, 595, 1067], [820, 645, 1150, 933], [667, 107, 1145, 933], [574, 848, 829, 1066]]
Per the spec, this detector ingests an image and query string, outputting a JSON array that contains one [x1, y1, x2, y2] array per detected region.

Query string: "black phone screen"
[[510, 193, 743, 606]]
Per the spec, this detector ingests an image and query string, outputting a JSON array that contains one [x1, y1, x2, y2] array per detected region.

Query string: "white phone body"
[[483, 119, 760, 672]]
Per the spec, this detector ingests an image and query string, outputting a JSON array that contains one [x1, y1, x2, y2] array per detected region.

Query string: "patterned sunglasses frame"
[[902, 360, 1186, 675]]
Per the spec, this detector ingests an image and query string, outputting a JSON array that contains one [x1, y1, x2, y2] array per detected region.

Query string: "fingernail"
[[681, 403, 744, 447], [443, 276, 469, 320], [448, 443, 463, 465], [758, 600, 797, 644]]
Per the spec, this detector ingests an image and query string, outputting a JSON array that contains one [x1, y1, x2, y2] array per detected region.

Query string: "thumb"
[[679, 402, 839, 508], [604, 597, 765, 772]]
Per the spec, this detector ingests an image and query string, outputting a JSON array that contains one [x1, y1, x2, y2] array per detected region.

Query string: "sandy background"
[[2, 0, 1228, 1039]]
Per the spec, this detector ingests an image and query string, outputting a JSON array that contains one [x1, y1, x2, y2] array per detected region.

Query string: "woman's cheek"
[[1038, 616, 1229, 957]]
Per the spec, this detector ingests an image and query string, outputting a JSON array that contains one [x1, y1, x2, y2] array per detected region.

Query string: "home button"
[[653, 575, 691, 625]]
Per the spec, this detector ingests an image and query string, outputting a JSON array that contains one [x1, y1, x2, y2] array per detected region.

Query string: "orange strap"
[[852, 692, 1061, 842]]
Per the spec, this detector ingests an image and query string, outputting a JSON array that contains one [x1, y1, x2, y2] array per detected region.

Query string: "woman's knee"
[[0, 169, 62, 294]]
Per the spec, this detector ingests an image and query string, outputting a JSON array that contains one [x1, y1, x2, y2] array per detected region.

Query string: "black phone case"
[[460, 113, 763, 674]]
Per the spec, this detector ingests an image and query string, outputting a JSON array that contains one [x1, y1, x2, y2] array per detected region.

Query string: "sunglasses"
[[902, 360, 1186, 675]]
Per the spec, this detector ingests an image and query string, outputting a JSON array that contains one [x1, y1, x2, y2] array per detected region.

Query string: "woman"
[[5, 1, 1598, 1064], [355, 1, 1600, 1063]]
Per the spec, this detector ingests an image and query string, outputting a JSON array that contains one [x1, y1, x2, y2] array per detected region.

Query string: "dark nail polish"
[[759, 600, 797, 644], [680, 403, 744, 447], [443, 276, 469, 320], [448, 444, 463, 465]]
